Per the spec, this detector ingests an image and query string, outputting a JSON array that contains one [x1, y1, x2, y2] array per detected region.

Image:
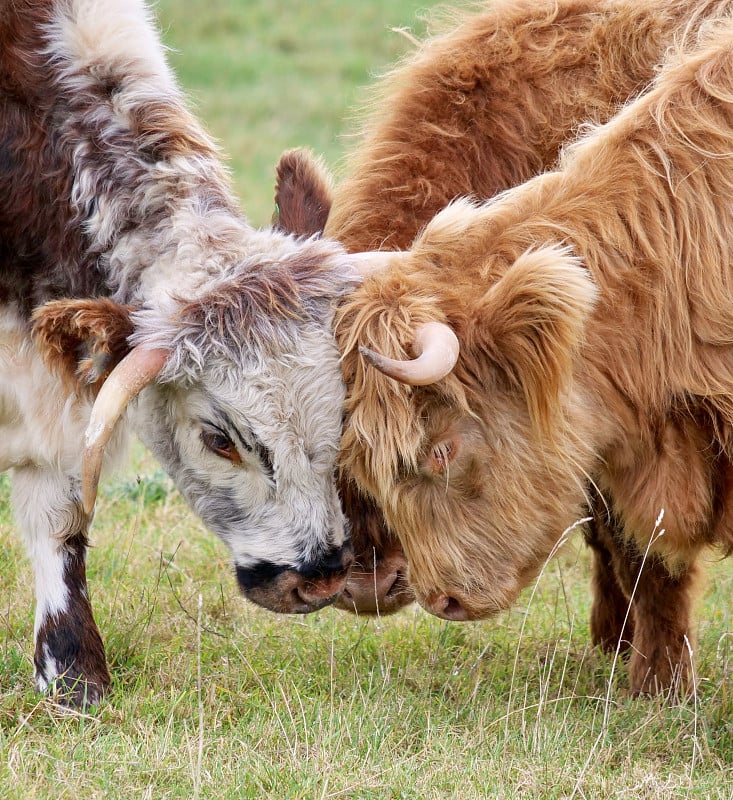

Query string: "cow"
[[325, 16, 733, 696], [0, 0, 381, 707], [273, 0, 733, 632]]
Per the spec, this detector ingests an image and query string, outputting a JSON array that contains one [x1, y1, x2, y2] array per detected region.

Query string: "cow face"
[[32, 236, 359, 613], [338, 216, 600, 620], [348, 390, 596, 621], [132, 319, 352, 614]]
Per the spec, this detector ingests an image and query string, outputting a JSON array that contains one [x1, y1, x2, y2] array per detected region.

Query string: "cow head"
[[336, 200, 599, 621], [274, 148, 415, 615], [32, 232, 367, 614]]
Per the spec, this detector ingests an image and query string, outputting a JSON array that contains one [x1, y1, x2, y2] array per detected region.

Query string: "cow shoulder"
[[273, 148, 333, 237], [32, 298, 135, 395]]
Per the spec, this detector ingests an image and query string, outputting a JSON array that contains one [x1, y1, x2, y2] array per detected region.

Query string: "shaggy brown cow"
[[328, 16, 733, 695], [275, 0, 733, 632]]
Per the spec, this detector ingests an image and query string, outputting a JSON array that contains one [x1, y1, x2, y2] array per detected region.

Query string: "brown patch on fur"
[[273, 148, 333, 237], [31, 298, 134, 395], [128, 101, 222, 163], [173, 240, 349, 355]]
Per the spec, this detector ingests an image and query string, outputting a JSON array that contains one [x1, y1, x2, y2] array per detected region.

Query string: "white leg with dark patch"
[[12, 466, 110, 707]]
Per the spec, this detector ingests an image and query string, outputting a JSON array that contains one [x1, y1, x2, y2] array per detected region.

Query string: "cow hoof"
[[629, 654, 692, 700], [44, 672, 109, 710]]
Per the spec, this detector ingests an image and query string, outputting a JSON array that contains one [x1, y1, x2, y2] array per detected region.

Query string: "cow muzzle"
[[235, 543, 354, 614], [418, 571, 522, 621], [422, 592, 473, 621], [334, 543, 413, 615]]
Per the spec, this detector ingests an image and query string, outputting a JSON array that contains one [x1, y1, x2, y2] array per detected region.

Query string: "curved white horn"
[[82, 346, 168, 515], [359, 321, 459, 386], [347, 250, 408, 280]]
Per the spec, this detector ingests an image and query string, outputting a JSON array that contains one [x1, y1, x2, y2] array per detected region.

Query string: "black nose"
[[235, 542, 353, 592], [235, 561, 288, 592], [295, 542, 354, 580]]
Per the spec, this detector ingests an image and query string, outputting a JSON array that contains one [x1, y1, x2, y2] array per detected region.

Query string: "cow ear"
[[475, 245, 597, 434], [32, 298, 135, 395], [273, 147, 333, 237]]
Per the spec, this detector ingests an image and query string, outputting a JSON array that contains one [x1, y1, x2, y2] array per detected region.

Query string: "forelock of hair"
[[131, 238, 351, 380], [337, 276, 472, 497]]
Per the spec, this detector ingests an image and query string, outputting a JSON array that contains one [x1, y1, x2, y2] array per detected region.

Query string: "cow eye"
[[428, 438, 458, 475], [201, 429, 242, 464]]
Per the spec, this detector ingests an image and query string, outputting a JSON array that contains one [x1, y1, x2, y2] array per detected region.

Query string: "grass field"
[[156, 0, 437, 226], [1, 1, 732, 798]]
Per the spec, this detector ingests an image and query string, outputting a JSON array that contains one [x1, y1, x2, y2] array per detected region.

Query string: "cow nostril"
[[296, 572, 348, 606], [294, 584, 312, 608], [384, 570, 405, 598], [427, 593, 470, 621]]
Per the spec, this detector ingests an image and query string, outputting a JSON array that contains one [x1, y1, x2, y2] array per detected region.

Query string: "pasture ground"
[[1, 1, 731, 797]]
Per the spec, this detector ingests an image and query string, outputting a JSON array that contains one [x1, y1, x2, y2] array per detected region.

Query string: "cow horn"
[[359, 321, 459, 386], [82, 346, 168, 515], [348, 250, 408, 279]]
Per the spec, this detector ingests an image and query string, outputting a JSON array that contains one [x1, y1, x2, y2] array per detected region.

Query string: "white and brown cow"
[[0, 0, 372, 706], [330, 17, 733, 695], [274, 0, 733, 627]]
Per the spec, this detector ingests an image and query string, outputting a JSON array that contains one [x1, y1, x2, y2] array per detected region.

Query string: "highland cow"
[[275, 0, 733, 635], [330, 17, 733, 695]]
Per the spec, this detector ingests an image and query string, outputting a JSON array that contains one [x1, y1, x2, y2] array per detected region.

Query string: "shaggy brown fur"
[[276, 0, 733, 627], [326, 0, 733, 250], [333, 16, 733, 694]]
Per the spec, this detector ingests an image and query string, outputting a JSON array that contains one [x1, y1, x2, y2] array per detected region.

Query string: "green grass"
[[1, 458, 731, 798], [1, 1, 733, 797], [156, 0, 434, 225]]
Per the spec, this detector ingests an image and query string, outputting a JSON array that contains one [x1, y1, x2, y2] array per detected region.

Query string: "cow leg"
[[596, 519, 700, 696], [618, 544, 699, 697], [12, 466, 110, 707], [583, 508, 635, 654]]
